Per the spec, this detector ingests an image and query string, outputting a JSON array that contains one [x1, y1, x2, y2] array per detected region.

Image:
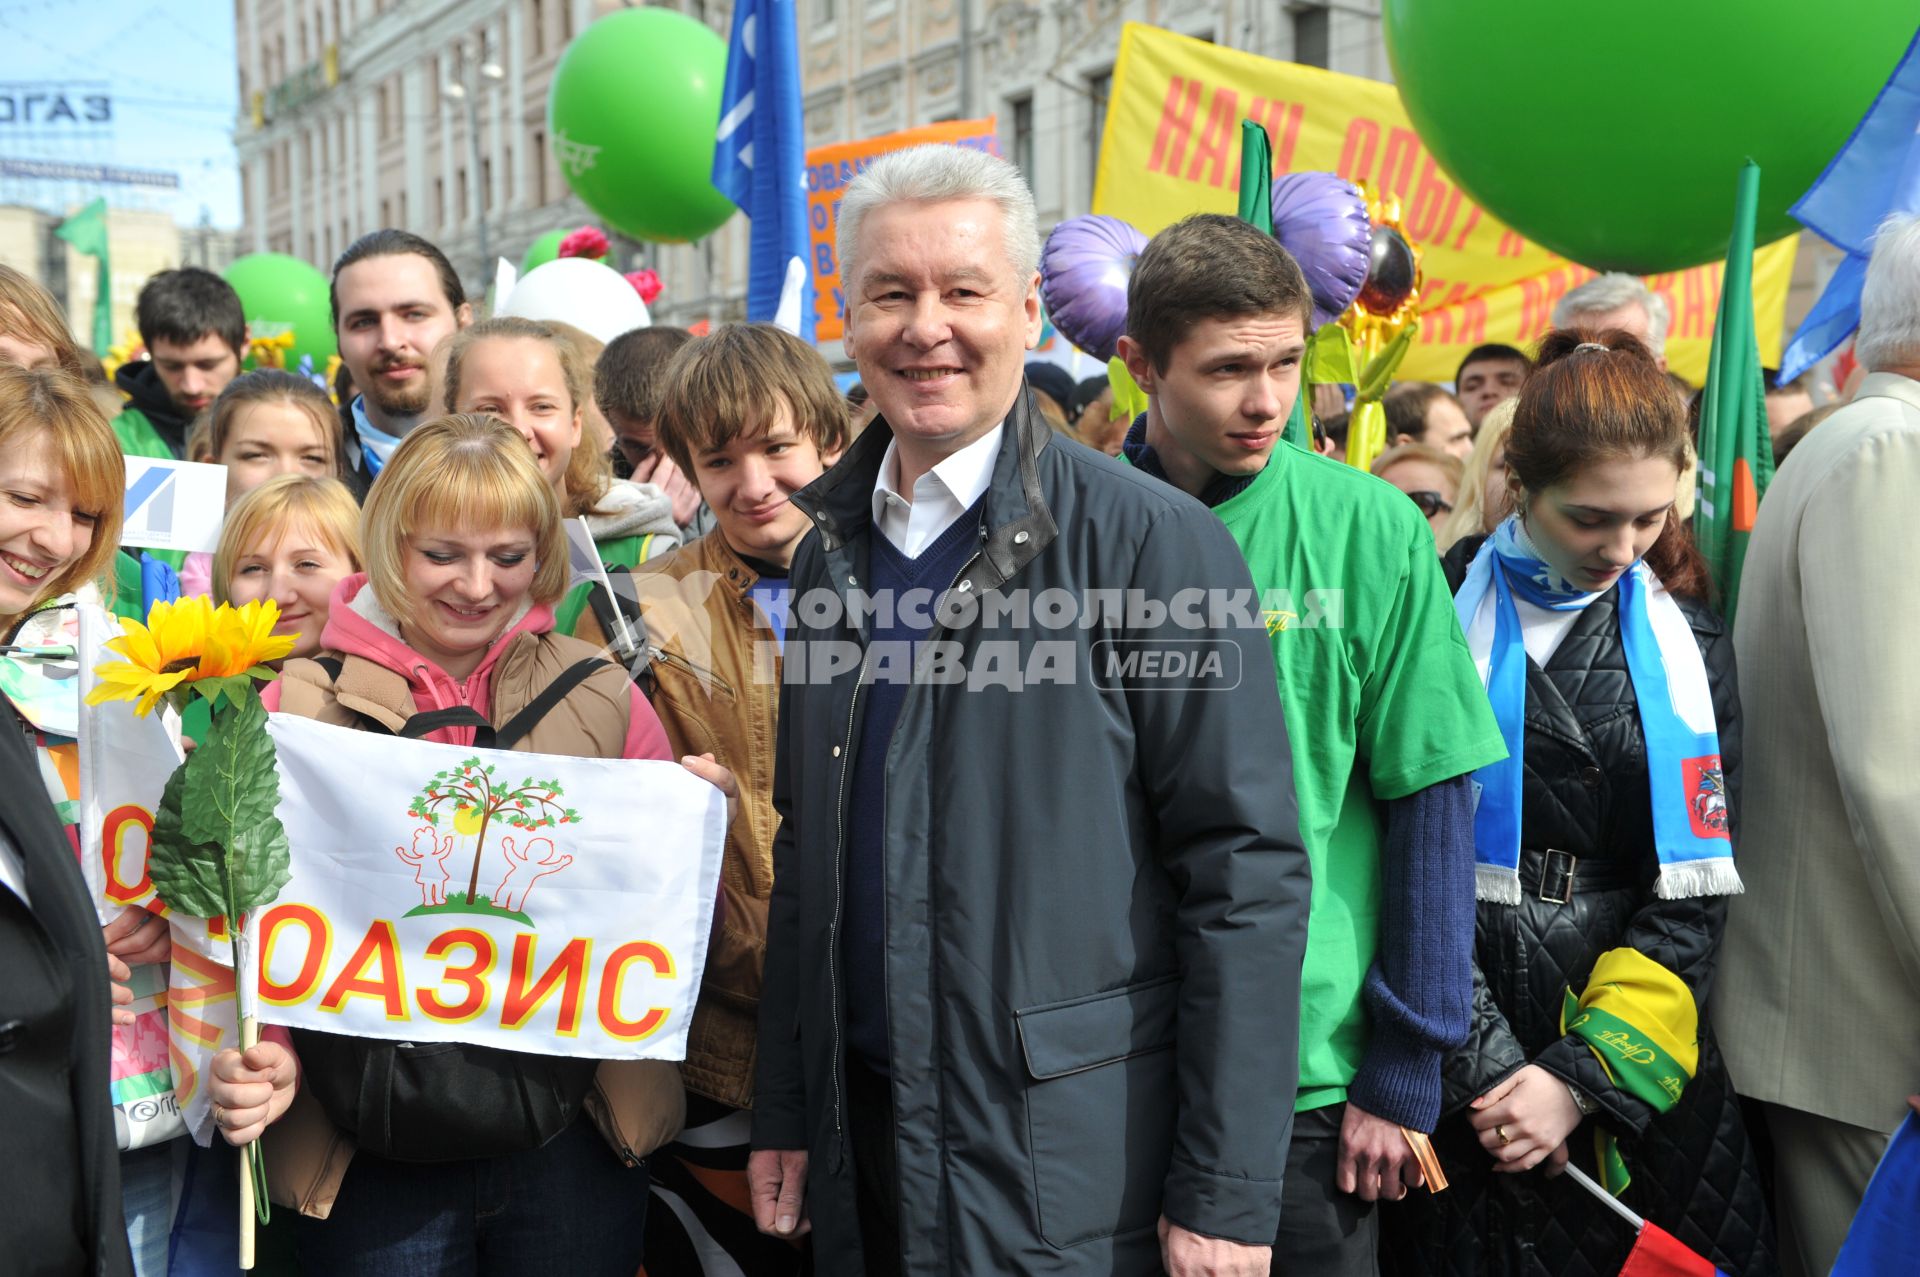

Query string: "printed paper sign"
[[257, 715, 727, 1060], [122, 457, 227, 554]]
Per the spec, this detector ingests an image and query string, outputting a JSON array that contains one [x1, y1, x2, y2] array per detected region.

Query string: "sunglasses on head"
[[1405, 490, 1453, 518]]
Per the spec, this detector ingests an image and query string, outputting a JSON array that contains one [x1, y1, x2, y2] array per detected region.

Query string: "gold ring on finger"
[[1496, 1124, 1511, 1146]]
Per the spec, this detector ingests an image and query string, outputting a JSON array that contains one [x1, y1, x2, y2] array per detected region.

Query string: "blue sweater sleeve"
[[1346, 773, 1477, 1132]]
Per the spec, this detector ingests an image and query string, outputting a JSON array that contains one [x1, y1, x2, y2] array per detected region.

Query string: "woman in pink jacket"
[[207, 414, 729, 1276]]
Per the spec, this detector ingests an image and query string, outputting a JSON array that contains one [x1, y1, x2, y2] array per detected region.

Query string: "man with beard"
[[112, 267, 247, 460], [330, 230, 473, 496]]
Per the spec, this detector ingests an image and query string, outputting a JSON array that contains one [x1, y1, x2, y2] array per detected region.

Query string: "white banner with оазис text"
[[257, 714, 726, 1060]]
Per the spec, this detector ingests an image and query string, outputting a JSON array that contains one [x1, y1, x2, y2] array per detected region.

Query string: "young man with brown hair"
[[1118, 213, 1505, 1276], [114, 267, 248, 460], [596, 322, 846, 1274]]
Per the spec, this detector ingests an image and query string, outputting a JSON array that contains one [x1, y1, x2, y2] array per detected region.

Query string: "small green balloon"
[[520, 230, 566, 276], [547, 8, 737, 244], [223, 252, 337, 371], [1381, 0, 1917, 272]]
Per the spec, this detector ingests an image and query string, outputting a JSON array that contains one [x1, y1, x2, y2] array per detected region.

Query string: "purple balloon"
[[1270, 172, 1373, 329], [1039, 215, 1149, 362]]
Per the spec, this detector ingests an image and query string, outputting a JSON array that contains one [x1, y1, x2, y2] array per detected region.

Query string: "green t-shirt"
[[1212, 443, 1506, 1111]]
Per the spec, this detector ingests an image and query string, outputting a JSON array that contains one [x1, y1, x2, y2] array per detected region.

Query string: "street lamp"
[[444, 54, 505, 276]]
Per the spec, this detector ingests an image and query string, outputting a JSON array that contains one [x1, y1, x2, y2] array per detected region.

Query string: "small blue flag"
[[1780, 25, 1920, 382], [713, 0, 815, 340]]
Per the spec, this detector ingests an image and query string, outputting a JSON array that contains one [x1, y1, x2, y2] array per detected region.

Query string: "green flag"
[[1693, 162, 1774, 622], [1236, 120, 1273, 234], [1236, 120, 1316, 451], [55, 198, 111, 356]]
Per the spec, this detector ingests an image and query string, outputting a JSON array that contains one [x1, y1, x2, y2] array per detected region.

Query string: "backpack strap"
[[490, 657, 613, 751], [314, 653, 613, 751]]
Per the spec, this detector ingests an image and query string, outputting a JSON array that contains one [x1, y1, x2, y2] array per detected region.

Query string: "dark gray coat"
[[752, 392, 1312, 1274]]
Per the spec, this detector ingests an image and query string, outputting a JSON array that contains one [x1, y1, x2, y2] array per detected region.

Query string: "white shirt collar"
[[870, 424, 1004, 556]]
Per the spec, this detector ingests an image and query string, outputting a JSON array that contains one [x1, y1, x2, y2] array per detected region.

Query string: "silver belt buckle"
[[1538, 849, 1577, 905]]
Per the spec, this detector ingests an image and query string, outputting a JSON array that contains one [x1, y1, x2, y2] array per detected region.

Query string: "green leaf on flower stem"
[[149, 764, 231, 920], [174, 690, 293, 915]]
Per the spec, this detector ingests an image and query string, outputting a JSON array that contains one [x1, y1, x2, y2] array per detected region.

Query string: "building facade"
[[234, 0, 1387, 348]]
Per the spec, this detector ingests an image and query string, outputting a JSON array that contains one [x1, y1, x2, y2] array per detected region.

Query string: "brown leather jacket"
[[579, 533, 781, 1108], [264, 633, 685, 1218]]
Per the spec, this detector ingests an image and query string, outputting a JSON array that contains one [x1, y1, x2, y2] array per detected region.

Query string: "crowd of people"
[[0, 143, 1915, 1277]]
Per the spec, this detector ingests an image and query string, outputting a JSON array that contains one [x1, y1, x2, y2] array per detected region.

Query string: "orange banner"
[[1091, 25, 1795, 384], [807, 118, 999, 342]]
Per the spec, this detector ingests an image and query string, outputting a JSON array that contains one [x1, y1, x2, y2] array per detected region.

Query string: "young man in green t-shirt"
[[1117, 214, 1507, 1275]]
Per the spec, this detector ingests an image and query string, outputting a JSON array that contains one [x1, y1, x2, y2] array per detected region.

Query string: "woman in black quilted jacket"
[[1380, 329, 1776, 1276]]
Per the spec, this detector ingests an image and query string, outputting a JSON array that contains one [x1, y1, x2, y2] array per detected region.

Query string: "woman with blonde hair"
[[205, 414, 728, 1275], [1437, 399, 1518, 553], [175, 370, 349, 598], [212, 474, 362, 662], [443, 317, 679, 635], [0, 363, 150, 1273]]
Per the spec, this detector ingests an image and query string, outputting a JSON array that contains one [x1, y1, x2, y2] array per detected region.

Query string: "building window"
[[533, 129, 549, 205], [1292, 6, 1329, 69], [480, 158, 492, 209], [457, 167, 469, 225], [381, 197, 392, 226], [436, 177, 446, 229], [531, 0, 546, 57], [503, 143, 514, 205], [817, 0, 835, 26], [1009, 95, 1034, 185], [560, 0, 574, 42], [1087, 69, 1112, 190]]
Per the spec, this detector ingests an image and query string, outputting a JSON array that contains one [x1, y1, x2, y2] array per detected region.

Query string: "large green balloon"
[[547, 9, 736, 243], [520, 230, 566, 276], [223, 252, 336, 370], [1381, 1, 1917, 273]]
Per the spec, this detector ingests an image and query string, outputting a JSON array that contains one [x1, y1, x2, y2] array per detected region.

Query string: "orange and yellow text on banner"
[[807, 118, 998, 342], [1092, 25, 1795, 385]]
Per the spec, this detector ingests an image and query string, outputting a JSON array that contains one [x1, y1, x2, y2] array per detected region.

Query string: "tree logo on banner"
[[402, 759, 580, 925]]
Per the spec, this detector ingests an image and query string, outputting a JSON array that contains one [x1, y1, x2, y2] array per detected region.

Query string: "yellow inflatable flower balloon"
[[88, 597, 297, 717]]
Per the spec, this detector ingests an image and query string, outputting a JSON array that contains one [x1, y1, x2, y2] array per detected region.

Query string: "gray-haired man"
[[747, 144, 1311, 1277]]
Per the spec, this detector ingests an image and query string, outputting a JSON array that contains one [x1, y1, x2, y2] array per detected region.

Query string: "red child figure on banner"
[[396, 827, 455, 908], [493, 836, 573, 915]]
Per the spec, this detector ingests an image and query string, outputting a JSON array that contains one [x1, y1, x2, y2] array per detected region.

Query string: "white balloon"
[[497, 256, 651, 344]]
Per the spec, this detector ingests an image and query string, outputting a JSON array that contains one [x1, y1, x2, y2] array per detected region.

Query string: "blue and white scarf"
[[1454, 516, 1742, 904]]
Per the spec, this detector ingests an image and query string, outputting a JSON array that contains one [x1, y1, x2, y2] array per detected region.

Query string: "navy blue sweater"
[[843, 503, 983, 1075]]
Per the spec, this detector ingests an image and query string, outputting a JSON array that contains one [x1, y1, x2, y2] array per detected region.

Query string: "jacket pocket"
[[1016, 975, 1179, 1248]]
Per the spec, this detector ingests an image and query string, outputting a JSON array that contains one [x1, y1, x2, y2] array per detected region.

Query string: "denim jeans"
[[292, 1117, 649, 1276]]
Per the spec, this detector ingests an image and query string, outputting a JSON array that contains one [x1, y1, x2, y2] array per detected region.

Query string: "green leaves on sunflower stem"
[[149, 680, 292, 934]]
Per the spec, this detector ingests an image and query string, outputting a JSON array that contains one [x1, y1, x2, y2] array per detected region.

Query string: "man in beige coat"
[[1715, 213, 1920, 1277]]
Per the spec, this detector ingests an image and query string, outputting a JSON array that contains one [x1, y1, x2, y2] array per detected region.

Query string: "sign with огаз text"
[[256, 716, 727, 1059], [122, 458, 226, 555], [808, 117, 999, 342], [1092, 25, 1796, 384]]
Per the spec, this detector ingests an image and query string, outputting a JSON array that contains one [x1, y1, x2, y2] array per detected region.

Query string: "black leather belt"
[[1517, 848, 1642, 904]]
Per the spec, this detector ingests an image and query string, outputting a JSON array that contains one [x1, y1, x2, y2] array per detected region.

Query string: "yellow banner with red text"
[[1091, 25, 1795, 385]]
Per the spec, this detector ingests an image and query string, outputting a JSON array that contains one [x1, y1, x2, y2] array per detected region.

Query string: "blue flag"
[[1830, 1112, 1920, 1277], [1780, 25, 1920, 381], [713, 0, 815, 340]]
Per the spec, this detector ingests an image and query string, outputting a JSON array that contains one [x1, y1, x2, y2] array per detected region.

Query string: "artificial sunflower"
[[87, 597, 295, 717]]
